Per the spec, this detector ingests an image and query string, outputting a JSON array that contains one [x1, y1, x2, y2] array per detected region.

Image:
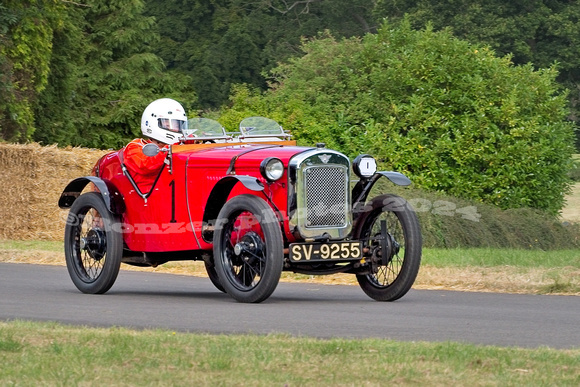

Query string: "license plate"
[[289, 241, 362, 262]]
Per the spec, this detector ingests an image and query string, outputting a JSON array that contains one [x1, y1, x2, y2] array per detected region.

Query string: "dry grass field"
[[561, 182, 580, 223], [563, 154, 580, 223]]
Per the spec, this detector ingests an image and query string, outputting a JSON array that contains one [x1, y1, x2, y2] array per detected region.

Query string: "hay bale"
[[0, 143, 109, 241]]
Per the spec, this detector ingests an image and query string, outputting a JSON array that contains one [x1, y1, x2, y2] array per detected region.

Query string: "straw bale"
[[0, 143, 109, 241]]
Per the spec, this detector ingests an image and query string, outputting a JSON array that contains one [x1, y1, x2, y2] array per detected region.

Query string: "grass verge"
[[1, 320, 579, 386]]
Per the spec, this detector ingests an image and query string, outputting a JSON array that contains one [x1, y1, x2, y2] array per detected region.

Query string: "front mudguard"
[[351, 171, 412, 220], [202, 175, 265, 239], [58, 176, 125, 214]]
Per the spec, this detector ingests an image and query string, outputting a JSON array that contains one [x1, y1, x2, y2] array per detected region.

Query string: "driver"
[[123, 98, 188, 192]]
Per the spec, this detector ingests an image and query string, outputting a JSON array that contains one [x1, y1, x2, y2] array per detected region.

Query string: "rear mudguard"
[[58, 176, 125, 214]]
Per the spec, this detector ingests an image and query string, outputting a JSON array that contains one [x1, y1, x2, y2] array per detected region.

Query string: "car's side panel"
[[95, 144, 310, 253], [97, 151, 201, 253], [181, 144, 308, 246], [183, 151, 239, 250]]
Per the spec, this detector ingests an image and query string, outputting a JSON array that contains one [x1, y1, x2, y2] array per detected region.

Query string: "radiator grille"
[[303, 166, 348, 227]]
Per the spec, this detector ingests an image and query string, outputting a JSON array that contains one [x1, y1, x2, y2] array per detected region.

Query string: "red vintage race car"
[[59, 117, 422, 303]]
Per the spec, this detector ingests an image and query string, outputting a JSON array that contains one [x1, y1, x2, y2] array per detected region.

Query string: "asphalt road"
[[1, 262, 579, 349]]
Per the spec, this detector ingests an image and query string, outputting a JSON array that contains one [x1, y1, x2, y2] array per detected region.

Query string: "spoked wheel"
[[353, 194, 422, 301], [213, 195, 283, 303], [64, 192, 123, 294]]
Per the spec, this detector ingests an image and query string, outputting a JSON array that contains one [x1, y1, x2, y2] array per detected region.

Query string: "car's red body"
[[59, 117, 422, 303], [95, 141, 301, 253]]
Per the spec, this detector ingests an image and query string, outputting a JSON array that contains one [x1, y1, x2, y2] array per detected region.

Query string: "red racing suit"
[[122, 138, 167, 193]]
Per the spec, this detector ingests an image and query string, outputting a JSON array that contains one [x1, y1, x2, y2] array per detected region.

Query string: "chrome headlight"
[[260, 157, 284, 182], [353, 154, 377, 178]]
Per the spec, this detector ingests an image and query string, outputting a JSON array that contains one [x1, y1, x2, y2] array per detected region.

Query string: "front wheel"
[[353, 194, 422, 301], [64, 192, 123, 294], [213, 195, 284, 303], [204, 258, 225, 293]]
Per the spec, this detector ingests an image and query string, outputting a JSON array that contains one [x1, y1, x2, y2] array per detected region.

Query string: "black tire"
[[204, 259, 226, 293], [213, 195, 284, 303], [64, 192, 123, 294], [353, 194, 422, 301]]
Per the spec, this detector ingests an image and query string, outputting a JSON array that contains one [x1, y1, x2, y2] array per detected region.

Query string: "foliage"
[[144, 0, 378, 108], [0, 0, 65, 142], [221, 21, 576, 214], [57, 0, 197, 149], [0, 0, 196, 149], [373, 0, 580, 149], [5, 0, 580, 153], [3, 0, 580, 162], [31, 1, 86, 146]]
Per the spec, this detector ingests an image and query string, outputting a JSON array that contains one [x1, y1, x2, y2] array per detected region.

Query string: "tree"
[[69, 0, 191, 148], [1, 0, 195, 148], [222, 21, 576, 214], [0, 0, 65, 142], [47, 0, 197, 149], [144, 0, 378, 108], [32, 0, 87, 146], [373, 0, 580, 148]]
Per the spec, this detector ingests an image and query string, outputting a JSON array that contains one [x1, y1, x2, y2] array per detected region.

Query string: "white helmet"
[[140, 98, 188, 144]]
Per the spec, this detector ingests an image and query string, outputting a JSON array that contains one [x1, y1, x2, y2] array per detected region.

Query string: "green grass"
[[423, 248, 580, 268], [0, 239, 62, 251], [0, 321, 579, 386]]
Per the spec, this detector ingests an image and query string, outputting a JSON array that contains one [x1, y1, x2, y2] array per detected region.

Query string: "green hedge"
[[220, 20, 576, 215], [380, 184, 580, 250]]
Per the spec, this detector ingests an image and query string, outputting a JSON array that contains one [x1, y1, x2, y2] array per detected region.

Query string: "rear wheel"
[[213, 195, 283, 303], [64, 192, 123, 294], [353, 194, 422, 301]]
